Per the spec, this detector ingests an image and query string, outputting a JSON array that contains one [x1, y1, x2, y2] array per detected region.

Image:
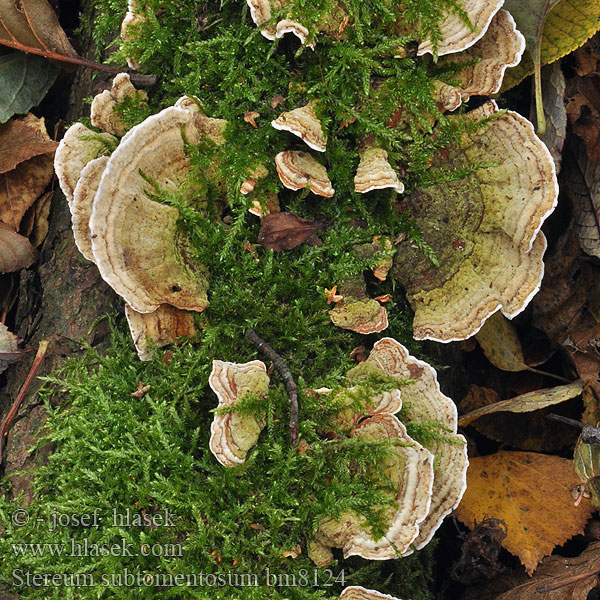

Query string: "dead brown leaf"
[[0, 114, 57, 174], [0, 114, 55, 230], [462, 542, 600, 600], [30, 189, 52, 247], [455, 452, 593, 575], [565, 75, 600, 162], [0, 221, 36, 272], [0, 321, 22, 374], [460, 384, 501, 414], [451, 518, 507, 584], [566, 34, 600, 162], [257, 212, 323, 252], [0, 153, 54, 230], [0, 0, 77, 58], [531, 225, 589, 343], [564, 135, 600, 258]]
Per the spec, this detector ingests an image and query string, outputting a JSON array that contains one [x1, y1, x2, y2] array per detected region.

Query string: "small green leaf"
[[0, 52, 59, 124]]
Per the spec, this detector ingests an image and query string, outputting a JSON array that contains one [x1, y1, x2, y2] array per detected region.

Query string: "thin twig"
[[245, 329, 299, 446], [546, 414, 600, 445], [0, 340, 49, 463], [546, 414, 584, 429], [0, 39, 156, 86]]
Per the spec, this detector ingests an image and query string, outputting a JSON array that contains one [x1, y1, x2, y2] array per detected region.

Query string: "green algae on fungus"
[[330, 299, 389, 334], [391, 102, 558, 343]]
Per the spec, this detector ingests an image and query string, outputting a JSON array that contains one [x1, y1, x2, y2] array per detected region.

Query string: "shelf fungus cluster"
[[392, 101, 558, 342], [271, 101, 335, 197], [308, 338, 467, 564], [54, 78, 227, 359], [431, 10, 525, 112], [247, 0, 506, 60]]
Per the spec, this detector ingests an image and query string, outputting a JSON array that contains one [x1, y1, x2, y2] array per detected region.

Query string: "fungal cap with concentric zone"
[[354, 147, 404, 194], [209, 359, 270, 467], [91, 73, 148, 137], [275, 150, 334, 197], [125, 304, 197, 361], [89, 100, 219, 313], [272, 101, 327, 152]]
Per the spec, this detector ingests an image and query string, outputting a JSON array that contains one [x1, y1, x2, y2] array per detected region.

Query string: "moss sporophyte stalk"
[[0, 1, 511, 598]]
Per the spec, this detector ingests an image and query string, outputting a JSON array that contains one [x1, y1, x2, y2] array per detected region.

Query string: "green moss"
[[0, 326, 435, 600], [0, 2, 481, 598]]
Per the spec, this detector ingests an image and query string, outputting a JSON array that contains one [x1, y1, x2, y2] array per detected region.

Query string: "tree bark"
[[0, 2, 117, 502]]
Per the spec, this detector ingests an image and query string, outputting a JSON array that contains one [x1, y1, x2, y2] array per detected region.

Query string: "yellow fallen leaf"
[[503, 0, 600, 90], [455, 451, 593, 575], [459, 380, 584, 426], [475, 312, 529, 372]]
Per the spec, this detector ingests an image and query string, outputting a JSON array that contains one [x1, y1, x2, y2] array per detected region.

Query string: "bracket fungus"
[[360, 338, 468, 551], [329, 275, 388, 334], [417, 0, 504, 57], [121, 0, 147, 69], [354, 147, 404, 194], [208, 360, 270, 467], [54, 123, 115, 203], [90, 73, 148, 137], [246, 0, 316, 48], [340, 587, 405, 600], [392, 101, 558, 342], [330, 299, 388, 334], [433, 10, 525, 112], [275, 151, 334, 197], [125, 304, 197, 361], [309, 413, 434, 563], [272, 101, 327, 152], [308, 338, 467, 563], [89, 99, 225, 314], [71, 155, 108, 262]]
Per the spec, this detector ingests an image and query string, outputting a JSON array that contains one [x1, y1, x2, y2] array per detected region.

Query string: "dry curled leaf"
[[0, 114, 57, 174], [451, 518, 507, 584], [0, 0, 78, 58], [565, 136, 600, 258], [574, 439, 600, 508], [465, 542, 600, 600], [0, 221, 36, 272], [257, 212, 323, 252], [456, 451, 593, 575], [566, 34, 600, 162], [534, 63, 567, 171]]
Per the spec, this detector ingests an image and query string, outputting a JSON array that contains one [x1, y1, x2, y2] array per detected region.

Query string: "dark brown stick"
[[0, 340, 49, 463], [546, 414, 600, 445], [245, 329, 298, 446], [0, 39, 156, 86]]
